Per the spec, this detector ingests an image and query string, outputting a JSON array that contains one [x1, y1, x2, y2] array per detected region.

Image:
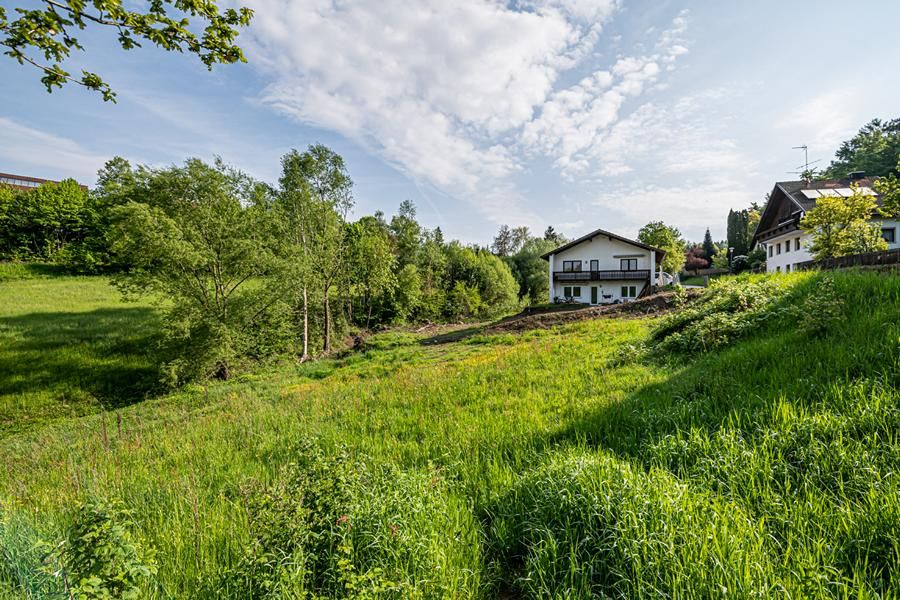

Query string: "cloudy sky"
[[2, 0, 899, 243]]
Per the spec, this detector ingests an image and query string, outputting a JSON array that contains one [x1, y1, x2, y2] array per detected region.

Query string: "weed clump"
[[220, 442, 481, 598]]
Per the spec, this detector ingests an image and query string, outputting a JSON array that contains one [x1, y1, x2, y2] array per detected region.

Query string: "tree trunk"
[[301, 285, 309, 361], [322, 288, 331, 353]]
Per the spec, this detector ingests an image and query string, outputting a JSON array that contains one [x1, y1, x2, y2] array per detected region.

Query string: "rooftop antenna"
[[788, 144, 821, 182]]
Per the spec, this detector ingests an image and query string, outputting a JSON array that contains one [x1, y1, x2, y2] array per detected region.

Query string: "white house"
[[541, 228, 666, 304], [752, 173, 900, 273]]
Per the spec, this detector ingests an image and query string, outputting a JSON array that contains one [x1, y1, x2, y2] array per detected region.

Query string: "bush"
[[220, 443, 481, 598], [41, 500, 157, 599], [651, 276, 797, 353]]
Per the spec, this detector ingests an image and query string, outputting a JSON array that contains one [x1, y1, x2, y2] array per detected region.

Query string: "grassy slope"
[[0, 274, 161, 435], [1, 271, 899, 597]]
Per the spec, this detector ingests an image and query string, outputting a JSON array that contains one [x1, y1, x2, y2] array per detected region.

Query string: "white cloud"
[[243, 0, 690, 225], [592, 179, 757, 241], [0, 118, 107, 183], [775, 89, 861, 154]]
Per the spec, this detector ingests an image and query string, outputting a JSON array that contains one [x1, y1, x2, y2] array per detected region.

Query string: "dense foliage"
[[821, 117, 900, 180], [0, 179, 113, 271], [637, 220, 685, 274], [800, 187, 888, 260]]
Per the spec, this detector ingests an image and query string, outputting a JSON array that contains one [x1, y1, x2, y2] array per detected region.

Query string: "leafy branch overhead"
[[0, 0, 253, 101]]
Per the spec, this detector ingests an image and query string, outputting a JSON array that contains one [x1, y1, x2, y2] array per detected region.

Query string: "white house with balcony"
[[751, 172, 900, 273], [541, 227, 666, 304]]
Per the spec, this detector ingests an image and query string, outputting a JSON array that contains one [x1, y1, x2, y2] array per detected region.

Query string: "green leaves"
[[800, 186, 888, 260], [0, 0, 254, 101]]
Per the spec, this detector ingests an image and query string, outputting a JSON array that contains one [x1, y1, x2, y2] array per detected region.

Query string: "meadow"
[[1, 269, 899, 598]]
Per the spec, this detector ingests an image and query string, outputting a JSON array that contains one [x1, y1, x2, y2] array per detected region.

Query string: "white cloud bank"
[[244, 0, 691, 224]]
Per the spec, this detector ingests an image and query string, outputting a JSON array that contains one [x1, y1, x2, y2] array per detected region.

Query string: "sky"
[[2, 0, 900, 244]]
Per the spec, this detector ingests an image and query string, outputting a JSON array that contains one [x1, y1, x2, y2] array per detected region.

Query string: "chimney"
[[848, 170, 866, 180]]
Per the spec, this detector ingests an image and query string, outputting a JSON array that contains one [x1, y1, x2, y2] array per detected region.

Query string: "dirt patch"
[[484, 290, 699, 335]]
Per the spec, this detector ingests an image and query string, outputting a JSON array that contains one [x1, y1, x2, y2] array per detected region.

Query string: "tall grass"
[[0, 270, 898, 597]]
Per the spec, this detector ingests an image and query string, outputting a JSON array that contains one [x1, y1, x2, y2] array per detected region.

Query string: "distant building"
[[752, 172, 900, 273], [541, 228, 667, 304], [0, 172, 86, 191]]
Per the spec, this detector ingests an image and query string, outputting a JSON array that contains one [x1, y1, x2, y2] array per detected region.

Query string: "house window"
[[785, 264, 791, 273], [768, 245, 773, 258], [590, 259, 599, 271], [883, 228, 896, 243], [562, 260, 582, 272], [776, 243, 781, 255], [563, 286, 572, 297], [783, 241, 789, 253], [620, 285, 637, 298], [776, 266, 781, 273], [620, 258, 638, 271], [795, 238, 800, 251], [572, 286, 581, 297]]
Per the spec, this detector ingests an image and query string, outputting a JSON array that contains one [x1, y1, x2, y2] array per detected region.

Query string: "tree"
[[492, 224, 513, 256], [702, 228, 716, 261], [543, 226, 565, 245], [1, 0, 253, 101], [506, 237, 557, 304], [800, 187, 888, 260], [875, 158, 900, 217], [821, 118, 900, 180], [110, 158, 284, 384], [684, 245, 708, 273], [390, 200, 422, 267], [726, 209, 751, 256], [278, 145, 353, 355], [346, 216, 396, 328], [637, 221, 685, 274]]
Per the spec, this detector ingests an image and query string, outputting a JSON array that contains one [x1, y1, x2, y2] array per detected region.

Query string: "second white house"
[[541, 228, 666, 304]]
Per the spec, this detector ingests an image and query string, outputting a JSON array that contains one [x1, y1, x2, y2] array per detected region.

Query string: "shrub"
[[41, 500, 156, 599], [220, 442, 481, 598]]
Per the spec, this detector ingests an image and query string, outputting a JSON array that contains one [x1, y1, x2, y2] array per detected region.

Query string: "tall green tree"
[[278, 145, 353, 355], [110, 158, 283, 383], [821, 118, 900, 179], [1, 0, 253, 100], [637, 221, 685, 274], [800, 187, 888, 260], [702, 228, 716, 262], [875, 158, 900, 217], [346, 216, 396, 328]]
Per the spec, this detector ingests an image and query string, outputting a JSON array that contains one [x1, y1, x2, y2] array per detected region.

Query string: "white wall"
[[763, 219, 900, 273], [548, 233, 653, 303], [552, 280, 646, 304], [553, 235, 652, 270]]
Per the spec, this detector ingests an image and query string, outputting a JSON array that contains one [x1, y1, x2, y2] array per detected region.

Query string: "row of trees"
[[2, 147, 524, 383]]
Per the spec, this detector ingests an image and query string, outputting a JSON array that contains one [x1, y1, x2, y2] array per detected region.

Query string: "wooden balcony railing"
[[554, 270, 650, 281]]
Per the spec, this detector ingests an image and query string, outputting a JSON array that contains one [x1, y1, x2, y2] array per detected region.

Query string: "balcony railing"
[[554, 269, 650, 281]]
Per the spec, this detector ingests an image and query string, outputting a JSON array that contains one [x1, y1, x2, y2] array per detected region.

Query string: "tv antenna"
[[786, 144, 821, 180]]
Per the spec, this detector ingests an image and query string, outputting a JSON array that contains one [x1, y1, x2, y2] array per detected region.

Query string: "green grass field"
[[1, 270, 899, 597]]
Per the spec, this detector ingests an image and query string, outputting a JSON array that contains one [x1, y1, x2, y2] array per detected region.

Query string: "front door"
[[591, 286, 598, 304]]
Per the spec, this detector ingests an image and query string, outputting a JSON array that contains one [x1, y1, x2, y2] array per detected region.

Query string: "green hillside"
[[1, 271, 899, 598]]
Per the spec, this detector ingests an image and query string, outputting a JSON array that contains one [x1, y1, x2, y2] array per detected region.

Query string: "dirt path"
[[483, 290, 697, 334]]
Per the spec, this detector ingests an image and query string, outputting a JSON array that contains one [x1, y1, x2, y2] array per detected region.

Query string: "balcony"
[[554, 269, 650, 281]]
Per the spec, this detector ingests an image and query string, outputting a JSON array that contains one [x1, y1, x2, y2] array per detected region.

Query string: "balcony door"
[[590, 259, 599, 272]]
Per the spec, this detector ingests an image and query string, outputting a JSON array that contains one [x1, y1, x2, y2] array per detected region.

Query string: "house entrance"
[[591, 286, 598, 304]]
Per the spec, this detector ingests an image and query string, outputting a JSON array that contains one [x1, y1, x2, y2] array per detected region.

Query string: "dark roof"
[[540, 227, 666, 261], [776, 177, 880, 211], [752, 177, 884, 244]]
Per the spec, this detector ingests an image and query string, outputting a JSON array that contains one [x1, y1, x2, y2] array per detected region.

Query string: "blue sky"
[[2, 0, 899, 243]]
